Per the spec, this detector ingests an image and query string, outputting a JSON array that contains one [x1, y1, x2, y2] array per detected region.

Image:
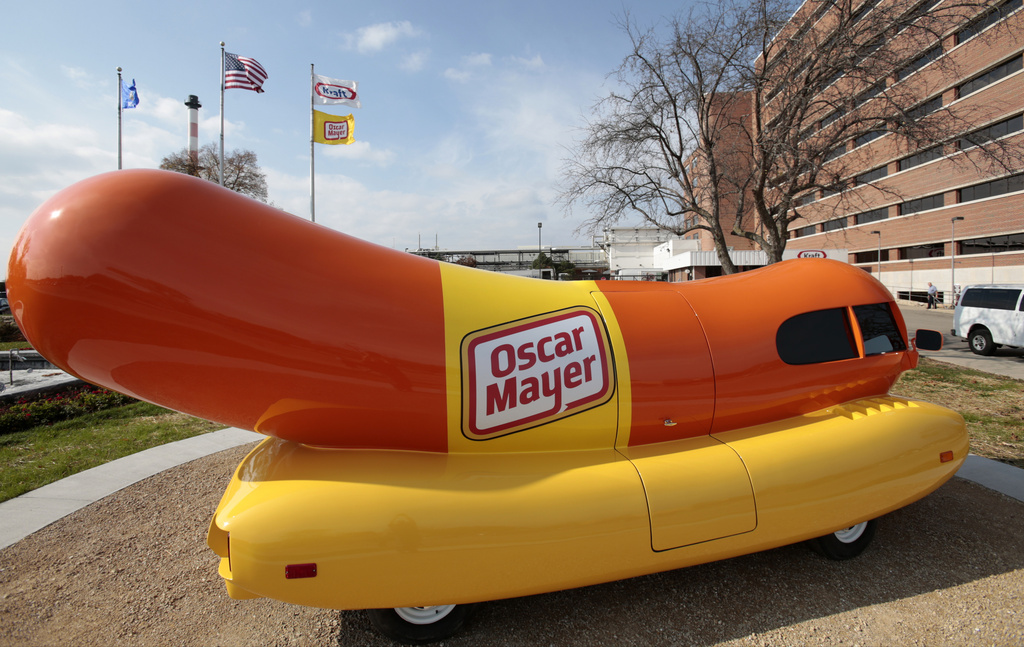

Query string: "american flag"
[[224, 52, 268, 93]]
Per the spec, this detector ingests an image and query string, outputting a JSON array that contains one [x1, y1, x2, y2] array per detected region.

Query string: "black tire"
[[969, 328, 996, 356], [365, 604, 475, 644], [807, 519, 877, 560]]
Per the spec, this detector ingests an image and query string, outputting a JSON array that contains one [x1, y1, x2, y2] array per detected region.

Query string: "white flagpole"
[[219, 42, 226, 186], [116, 67, 123, 170], [310, 63, 316, 223]]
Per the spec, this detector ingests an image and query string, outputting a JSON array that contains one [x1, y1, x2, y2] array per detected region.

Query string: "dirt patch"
[[1, 445, 1023, 646]]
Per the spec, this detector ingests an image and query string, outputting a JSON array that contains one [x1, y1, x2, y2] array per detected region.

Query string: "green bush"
[[0, 387, 137, 436], [0, 318, 26, 343]]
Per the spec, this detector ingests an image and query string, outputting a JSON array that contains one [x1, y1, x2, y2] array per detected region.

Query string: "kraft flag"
[[313, 74, 360, 108], [313, 110, 354, 145], [121, 78, 139, 109]]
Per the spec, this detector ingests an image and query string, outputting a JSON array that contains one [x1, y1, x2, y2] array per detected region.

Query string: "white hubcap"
[[834, 522, 868, 544], [394, 605, 456, 625]]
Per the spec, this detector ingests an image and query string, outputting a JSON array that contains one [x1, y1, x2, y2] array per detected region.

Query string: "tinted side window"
[[960, 288, 1022, 310], [777, 308, 858, 365], [853, 303, 907, 355]]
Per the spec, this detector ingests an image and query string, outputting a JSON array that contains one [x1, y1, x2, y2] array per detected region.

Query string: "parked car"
[[953, 284, 1024, 355]]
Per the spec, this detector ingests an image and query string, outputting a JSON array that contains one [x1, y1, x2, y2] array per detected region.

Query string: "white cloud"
[[401, 51, 429, 73], [321, 140, 395, 166], [511, 54, 545, 69], [443, 53, 493, 83], [297, 10, 312, 27], [348, 21, 422, 54]]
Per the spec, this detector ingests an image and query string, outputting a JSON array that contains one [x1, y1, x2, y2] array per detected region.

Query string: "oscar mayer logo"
[[462, 307, 614, 440]]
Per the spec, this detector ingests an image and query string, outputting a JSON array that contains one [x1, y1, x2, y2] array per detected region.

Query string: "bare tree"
[[160, 142, 269, 203], [561, 0, 1009, 271]]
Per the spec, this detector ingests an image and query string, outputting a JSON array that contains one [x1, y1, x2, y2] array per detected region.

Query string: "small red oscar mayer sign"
[[462, 308, 614, 440]]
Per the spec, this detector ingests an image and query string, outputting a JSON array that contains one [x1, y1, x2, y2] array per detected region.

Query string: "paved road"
[[898, 302, 1024, 380]]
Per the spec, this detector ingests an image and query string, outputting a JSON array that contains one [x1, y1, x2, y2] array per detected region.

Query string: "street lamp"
[[538, 222, 543, 255], [869, 230, 881, 279], [951, 216, 965, 306]]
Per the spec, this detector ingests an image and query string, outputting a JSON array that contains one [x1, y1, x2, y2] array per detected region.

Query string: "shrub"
[[0, 318, 26, 343], [0, 386, 137, 436]]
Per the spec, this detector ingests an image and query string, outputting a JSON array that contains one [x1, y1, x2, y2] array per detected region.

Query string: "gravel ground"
[[1, 444, 1023, 647]]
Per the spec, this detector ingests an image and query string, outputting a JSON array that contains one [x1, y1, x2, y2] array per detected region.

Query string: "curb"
[[0, 427, 262, 550]]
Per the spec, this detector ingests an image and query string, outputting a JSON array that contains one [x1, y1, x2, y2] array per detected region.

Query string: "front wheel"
[[365, 604, 475, 644], [807, 519, 877, 560], [969, 328, 996, 356]]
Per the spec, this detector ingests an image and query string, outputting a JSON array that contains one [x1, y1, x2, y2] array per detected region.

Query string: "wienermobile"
[[9, 170, 967, 644]]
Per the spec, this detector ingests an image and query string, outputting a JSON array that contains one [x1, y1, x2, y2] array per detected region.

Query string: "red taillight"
[[285, 563, 318, 579], [940, 451, 954, 463]]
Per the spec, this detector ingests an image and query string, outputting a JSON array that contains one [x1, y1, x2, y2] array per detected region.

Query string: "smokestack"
[[184, 95, 201, 163]]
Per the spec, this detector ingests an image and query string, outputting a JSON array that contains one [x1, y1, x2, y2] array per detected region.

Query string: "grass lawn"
[[0, 401, 222, 502]]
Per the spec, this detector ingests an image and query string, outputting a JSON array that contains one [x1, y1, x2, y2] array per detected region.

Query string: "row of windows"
[[800, 110, 1021, 204], [900, 193, 944, 215], [957, 0, 1022, 46], [959, 172, 1024, 203], [959, 113, 1024, 152], [793, 172, 1024, 239], [959, 54, 1023, 99], [896, 45, 943, 82], [898, 145, 944, 172]]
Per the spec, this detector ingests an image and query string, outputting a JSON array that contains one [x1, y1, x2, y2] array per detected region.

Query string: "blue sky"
[[0, 1, 690, 277]]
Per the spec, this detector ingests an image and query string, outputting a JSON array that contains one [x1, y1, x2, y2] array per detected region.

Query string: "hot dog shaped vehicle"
[[8, 170, 967, 644]]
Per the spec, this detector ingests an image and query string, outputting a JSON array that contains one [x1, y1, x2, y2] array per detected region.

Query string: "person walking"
[[927, 282, 938, 309]]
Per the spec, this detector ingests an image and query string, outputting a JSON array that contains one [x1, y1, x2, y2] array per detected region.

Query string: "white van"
[[953, 285, 1024, 355]]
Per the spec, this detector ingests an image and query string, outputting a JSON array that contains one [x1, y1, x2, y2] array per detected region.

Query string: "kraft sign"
[[462, 308, 614, 439], [314, 82, 357, 103], [783, 248, 847, 261]]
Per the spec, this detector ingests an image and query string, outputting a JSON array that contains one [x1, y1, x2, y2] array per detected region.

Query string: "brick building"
[[783, 0, 1024, 304]]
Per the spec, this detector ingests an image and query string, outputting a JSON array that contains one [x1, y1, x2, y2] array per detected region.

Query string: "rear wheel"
[[807, 519, 877, 560], [969, 328, 995, 356], [365, 604, 475, 644]]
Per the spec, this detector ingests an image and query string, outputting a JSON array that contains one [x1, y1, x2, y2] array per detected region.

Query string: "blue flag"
[[121, 78, 139, 109]]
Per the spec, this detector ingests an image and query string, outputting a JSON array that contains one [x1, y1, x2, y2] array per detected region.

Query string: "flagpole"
[[219, 42, 226, 186], [310, 64, 316, 223], [117, 67, 123, 170]]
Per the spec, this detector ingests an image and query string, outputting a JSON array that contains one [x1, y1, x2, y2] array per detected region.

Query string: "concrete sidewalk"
[[0, 427, 262, 550], [1, 427, 1021, 551]]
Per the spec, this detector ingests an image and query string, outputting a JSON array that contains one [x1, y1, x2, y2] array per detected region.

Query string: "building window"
[[900, 243, 944, 259], [854, 129, 886, 147], [793, 224, 817, 238], [896, 45, 942, 82], [825, 143, 847, 161], [820, 110, 843, 129], [960, 233, 1024, 255], [900, 193, 944, 215], [823, 217, 847, 231], [856, 166, 888, 185], [797, 192, 817, 206], [956, 0, 1023, 46], [959, 114, 1024, 151], [855, 206, 889, 225], [959, 172, 1024, 202], [853, 82, 883, 109], [958, 54, 1023, 99], [908, 95, 943, 121], [898, 145, 944, 171]]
